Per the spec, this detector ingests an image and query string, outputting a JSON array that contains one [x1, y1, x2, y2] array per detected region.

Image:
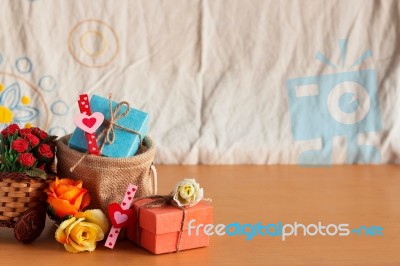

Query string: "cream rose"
[[172, 178, 204, 207]]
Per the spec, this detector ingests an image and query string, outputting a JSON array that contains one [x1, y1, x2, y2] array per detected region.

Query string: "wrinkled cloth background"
[[0, 0, 399, 164]]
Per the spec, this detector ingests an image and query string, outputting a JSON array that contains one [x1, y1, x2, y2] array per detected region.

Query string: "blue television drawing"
[[286, 39, 382, 165]]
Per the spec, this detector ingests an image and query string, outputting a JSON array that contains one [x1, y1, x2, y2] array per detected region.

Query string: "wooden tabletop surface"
[[0, 165, 399, 266]]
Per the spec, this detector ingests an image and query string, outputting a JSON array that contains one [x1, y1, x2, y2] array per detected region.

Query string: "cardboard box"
[[127, 198, 213, 254]]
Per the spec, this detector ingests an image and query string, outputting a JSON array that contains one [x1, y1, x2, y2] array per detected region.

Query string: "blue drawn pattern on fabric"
[[15, 57, 33, 74], [0, 83, 39, 123], [38, 75, 57, 92], [51, 100, 69, 116], [49, 126, 67, 136]]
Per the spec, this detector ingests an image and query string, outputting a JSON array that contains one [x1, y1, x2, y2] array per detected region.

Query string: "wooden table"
[[0, 165, 399, 266]]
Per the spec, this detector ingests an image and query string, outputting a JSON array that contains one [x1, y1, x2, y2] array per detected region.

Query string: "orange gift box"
[[127, 198, 213, 254]]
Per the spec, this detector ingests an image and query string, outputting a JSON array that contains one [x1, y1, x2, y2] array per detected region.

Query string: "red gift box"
[[127, 198, 213, 254]]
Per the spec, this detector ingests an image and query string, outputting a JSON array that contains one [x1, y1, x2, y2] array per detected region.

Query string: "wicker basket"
[[0, 172, 50, 242]]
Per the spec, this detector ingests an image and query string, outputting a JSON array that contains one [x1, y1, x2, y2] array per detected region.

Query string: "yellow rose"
[[172, 178, 204, 207], [75, 209, 109, 235], [55, 209, 109, 253]]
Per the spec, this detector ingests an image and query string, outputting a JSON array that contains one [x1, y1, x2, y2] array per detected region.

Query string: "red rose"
[[11, 139, 29, 153], [24, 133, 40, 147], [2, 124, 20, 138], [39, 131, 49, 140], [19, 128, 32, 137], [18, 153, 36, 167], [7, 124, 20, 135], [38, 144, 54, 159], [1, 129, 7, 138], [31, 127, 41, 136], [31, 127, 49, 140]]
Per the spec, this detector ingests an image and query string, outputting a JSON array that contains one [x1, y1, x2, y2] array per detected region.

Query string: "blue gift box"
[[68, 95, 149, 158]]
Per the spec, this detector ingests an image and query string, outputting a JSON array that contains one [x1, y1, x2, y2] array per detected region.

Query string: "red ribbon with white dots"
[[105, 184, 137, 249], [78, 94, 100, 155]]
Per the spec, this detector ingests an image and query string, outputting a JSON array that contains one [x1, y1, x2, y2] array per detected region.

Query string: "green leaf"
[[46, 205, 59, 222], [59, 214, 73, 222], [24, 168, 47, 179], [0, 156, 7, 165], [4, 156, 12, 166], [0, 135, 4, 154], [45, 136, 58, 142], [46, 205, 72, 224]]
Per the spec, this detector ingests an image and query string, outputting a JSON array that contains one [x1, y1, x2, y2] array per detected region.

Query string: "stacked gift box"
[[127, 198, 213, 254]]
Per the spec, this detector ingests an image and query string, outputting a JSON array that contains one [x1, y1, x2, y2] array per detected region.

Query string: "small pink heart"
[[122, 202, 126, 206], [132, 188, 136, 192], [128, 197, 132, 200], [109, 234, 113, 238], [115, 230, 118, 233], [127, 191, 131, 195], [108, 242, 112, 246], [114, 211, 128, 225], [73, 112, 104, 134]]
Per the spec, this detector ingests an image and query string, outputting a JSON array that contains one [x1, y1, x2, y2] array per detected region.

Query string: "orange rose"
[[46, 177, 90, 218]]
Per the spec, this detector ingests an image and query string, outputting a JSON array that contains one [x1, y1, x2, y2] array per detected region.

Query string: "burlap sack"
[[56, 134, 157, 215]]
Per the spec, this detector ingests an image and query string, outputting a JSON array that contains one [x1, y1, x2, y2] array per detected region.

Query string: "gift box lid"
[[132, 199, 213, 235], [68, 94, 149, 157]]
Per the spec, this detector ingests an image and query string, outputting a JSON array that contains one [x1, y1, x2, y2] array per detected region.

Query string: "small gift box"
[[127, 198, 213, 254], [68, 94, 149, 158]]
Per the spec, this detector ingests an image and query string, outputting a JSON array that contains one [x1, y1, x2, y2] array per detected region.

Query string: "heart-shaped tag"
[[73, 112, 104, 134], [108, 202, 134, 228]]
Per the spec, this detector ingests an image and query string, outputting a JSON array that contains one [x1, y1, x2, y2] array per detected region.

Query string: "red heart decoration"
[[73, 112, 104, 134], [108, 202, 134, 228], [83, 117, 96, 128]]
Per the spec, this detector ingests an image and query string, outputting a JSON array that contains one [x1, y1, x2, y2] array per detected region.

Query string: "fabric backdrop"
[[0, 0, 399, 164]]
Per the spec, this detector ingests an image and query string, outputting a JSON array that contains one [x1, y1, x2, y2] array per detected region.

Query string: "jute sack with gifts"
[[56, 134, 157, 215]]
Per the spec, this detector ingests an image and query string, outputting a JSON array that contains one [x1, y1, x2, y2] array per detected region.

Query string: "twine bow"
[[97, 95, 142, 153], [135, 195, 187, 253]]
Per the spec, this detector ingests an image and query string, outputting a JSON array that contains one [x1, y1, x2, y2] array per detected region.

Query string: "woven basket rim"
[[0, 171, 53, 182], [57, 134, 156, 163]]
